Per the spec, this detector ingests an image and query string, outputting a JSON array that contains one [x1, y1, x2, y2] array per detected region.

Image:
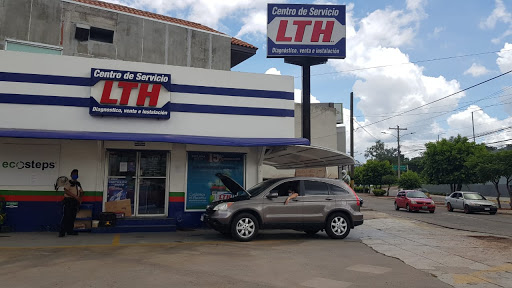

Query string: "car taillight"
[[349, 186, 360, 206]]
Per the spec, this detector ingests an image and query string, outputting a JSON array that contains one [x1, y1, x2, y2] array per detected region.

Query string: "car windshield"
[[406, 191, 428, 198], [246, 178, 282, 197], [463, 193, 485, 200]]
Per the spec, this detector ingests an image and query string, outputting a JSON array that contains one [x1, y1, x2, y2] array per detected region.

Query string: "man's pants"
[[60, 198, 79, 234]]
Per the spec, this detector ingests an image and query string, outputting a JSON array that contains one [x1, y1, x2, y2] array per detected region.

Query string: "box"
[[105, 199, 132, 216], [74, 220, 91, 230], [76, 209, 92, 219], [99, 212, 117, 227]]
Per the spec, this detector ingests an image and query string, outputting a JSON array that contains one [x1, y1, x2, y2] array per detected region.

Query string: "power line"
[[360, 70, 512, 128], [353, 119, 379, 140]]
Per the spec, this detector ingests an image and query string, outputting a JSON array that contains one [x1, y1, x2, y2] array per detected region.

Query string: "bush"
[[354, 186, 364, 193], [398, 171, 422, 190], [372, 189, 386, 196]]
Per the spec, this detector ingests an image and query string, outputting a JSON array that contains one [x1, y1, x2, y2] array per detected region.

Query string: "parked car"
[[445, 192, 497, 214], [394, 190, 436, 213], [202, 174, 364, 242]]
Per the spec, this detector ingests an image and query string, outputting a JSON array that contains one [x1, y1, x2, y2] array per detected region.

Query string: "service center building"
[[0, 0, 308, 231]]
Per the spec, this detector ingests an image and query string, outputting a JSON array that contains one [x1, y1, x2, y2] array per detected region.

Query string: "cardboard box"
[[105, 199, 132, 217], [76, 209, 92, 219]]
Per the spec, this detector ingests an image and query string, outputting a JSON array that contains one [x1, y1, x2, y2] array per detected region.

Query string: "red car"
[[394, 190, 435, 213]]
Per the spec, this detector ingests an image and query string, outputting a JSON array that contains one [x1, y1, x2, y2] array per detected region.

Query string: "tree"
[[398, 171, 422, 190], [422, 135, 486, 192], [405, 156, 424, 174], [364, 140, 398, 164], [496, 150, 512, 209], [362, 160, 394, 188], [467, 151, 502, 208], [382, 175, 397, 196]]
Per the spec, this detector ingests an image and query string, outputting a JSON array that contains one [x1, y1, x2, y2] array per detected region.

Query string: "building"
[[0, 0, 352, 232]]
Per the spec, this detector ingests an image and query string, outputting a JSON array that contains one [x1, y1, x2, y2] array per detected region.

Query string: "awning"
[[263, 145, 354, 169], [0, 128, 310, 147]]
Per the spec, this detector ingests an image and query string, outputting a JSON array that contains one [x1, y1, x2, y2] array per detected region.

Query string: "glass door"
[[107, 150, 168, 216]]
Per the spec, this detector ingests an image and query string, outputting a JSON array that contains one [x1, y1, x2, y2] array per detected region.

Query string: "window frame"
[[5, 38, 63, 55], [302, 180, 330, 196]]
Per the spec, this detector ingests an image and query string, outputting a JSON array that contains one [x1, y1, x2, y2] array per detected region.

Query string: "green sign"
[[392, 165, 407, 171], [6, 201, 18, 208]]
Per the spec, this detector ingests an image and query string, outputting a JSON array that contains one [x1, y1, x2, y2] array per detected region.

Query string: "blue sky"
[[108, 0, 512, 162]]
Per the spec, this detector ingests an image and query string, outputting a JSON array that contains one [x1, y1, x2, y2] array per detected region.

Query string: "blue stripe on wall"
[[0, 72, 293, 100], [170, 103, 294, 117], [0, 94, 293, 117]]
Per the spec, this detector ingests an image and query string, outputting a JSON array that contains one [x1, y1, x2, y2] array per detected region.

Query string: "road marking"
[[453, 263, 512, 285], [112, 234, 120, 246]]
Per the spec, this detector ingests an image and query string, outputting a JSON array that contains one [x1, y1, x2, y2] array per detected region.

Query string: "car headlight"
[[213, 202, 233, 211], [410, 200, 417, 204]]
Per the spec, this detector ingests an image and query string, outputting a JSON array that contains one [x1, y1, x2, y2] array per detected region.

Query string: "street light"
[[381, 131, 415, 178]]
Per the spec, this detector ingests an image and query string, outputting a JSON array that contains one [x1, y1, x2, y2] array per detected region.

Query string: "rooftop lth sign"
[[267, 4, 346, 142], [267, 4, 346, 58]]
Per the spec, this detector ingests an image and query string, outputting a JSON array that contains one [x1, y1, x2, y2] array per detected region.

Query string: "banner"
[[186, 152, 245, 211], [0, 144, 60, 186]]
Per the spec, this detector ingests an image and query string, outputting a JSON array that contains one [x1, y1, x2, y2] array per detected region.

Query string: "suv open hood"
[[215, 173, 249, 196]]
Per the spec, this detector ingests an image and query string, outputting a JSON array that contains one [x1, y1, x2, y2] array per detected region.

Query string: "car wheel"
[[447, 202, 453, 212], [429, 210, 435, 213], [406, 204, 412, 212], [304, 229, 320, 235], [325, 213, 350, 239], [464, 205, 471, 214], [490, 211, 497, 215], [231, 213, 259, 242], [394, 202, 399, 211]]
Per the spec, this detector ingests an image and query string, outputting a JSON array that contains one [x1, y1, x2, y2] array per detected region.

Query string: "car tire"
[[304, 229, 320, 235], [464, 205, 471, 214], [231, 213, 259, 242], [325, 213, 350, 239], [394, 202, 399, 211], [406, 204, 412, 212], [429, 210, 435, 213], [490, 211, 496, 215], [447, 202, 453, 212]]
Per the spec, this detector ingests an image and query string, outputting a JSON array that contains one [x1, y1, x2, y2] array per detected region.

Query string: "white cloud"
[[464, 63, 490, 77], [294, 89, 320, 104], [428, 26, 444, 39], [497, 42, 512, 73], [326, 3, 463, 162], [480, 0, 511, 30], [264, 67, 281, 75]]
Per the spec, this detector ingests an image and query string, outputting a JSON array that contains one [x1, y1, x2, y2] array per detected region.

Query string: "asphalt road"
[[361, 194, 512, 237]]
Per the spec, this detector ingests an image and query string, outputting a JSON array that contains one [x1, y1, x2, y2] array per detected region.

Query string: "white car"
[[445, 192, 497, 214]]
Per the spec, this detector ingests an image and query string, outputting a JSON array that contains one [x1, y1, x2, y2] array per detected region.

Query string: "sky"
[[106, 0, 512, 163]]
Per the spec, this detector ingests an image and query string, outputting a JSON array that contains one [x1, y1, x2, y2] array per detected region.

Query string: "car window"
[[269, 181, 300, 197], [406, 191, 428, 198], [464, 193, 485, 200], [303, 180, 329, 196], [450, 193, 457, 198], [329, 183, 350, 195]]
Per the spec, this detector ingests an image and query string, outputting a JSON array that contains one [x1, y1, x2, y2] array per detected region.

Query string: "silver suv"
[[202, 174, 364, 242]]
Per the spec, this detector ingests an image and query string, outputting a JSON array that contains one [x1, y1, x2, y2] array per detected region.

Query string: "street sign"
[[393, 165, 407, 172], [267, 4, 346, 58]]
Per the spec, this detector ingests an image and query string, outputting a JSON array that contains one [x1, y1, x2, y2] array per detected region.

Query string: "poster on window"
[[107, 178, 132, 202], [186, 152, 245, 211]]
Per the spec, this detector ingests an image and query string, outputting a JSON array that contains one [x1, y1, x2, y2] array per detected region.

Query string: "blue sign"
[[186, 152, 245, 211], [267, 4, 346, 58], [89, 68, 171, 119]]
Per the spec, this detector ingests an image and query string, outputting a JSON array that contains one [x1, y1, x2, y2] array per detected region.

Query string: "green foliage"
[[372, 188, 386, 196], [354, 186, 364, 193], [364, 140, 398, 164], [363, 160, 394, 187], [382, 175, 397, 186], [398, 171, 422, 190], [422, 135, 486, 191]]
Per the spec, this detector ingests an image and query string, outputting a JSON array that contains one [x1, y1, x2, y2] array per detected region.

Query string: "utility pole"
[[472, 111, 476, 143], [350, 92, 354, 177], [389, 125, 407, 179]]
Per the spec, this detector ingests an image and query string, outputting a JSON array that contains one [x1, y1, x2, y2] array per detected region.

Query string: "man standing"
[[59, 169, 83, 237]]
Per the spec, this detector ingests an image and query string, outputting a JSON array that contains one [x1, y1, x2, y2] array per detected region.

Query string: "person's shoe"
[[67, 231, 79, 235], [58, 232, 65, 237]]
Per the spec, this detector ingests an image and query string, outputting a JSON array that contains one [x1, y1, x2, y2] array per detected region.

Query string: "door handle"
[[326, 198, 334, 201]]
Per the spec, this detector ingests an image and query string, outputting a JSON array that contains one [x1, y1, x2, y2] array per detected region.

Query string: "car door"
[[396, 192, 405, 207], [453, 193, 463, 209], [260, 180, 302, 229], [301, 180, 334, 227]]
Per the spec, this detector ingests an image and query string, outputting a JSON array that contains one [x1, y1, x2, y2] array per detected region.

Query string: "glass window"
[[329, 184, 349, 195], [140, 151, 166, 177], [304, 181, 329, 196], [406, 191, 428, 198], [108, 151, 136, 177], [464, 193, 485, 200], [5, 40, 62, 55]]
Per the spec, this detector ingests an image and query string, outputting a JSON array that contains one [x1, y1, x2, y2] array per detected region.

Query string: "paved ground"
[[360, 192, 512, 237]]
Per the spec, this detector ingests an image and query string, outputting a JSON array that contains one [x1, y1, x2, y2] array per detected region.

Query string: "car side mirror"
[[267, 192, 279, 199]]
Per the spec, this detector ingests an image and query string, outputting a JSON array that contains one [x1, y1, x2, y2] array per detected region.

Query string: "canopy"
[[263, 145, 354, 169]]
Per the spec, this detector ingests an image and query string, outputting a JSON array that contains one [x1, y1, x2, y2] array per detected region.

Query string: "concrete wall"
[[423, 183, 512, 198], [0, 0, 231, 70]]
